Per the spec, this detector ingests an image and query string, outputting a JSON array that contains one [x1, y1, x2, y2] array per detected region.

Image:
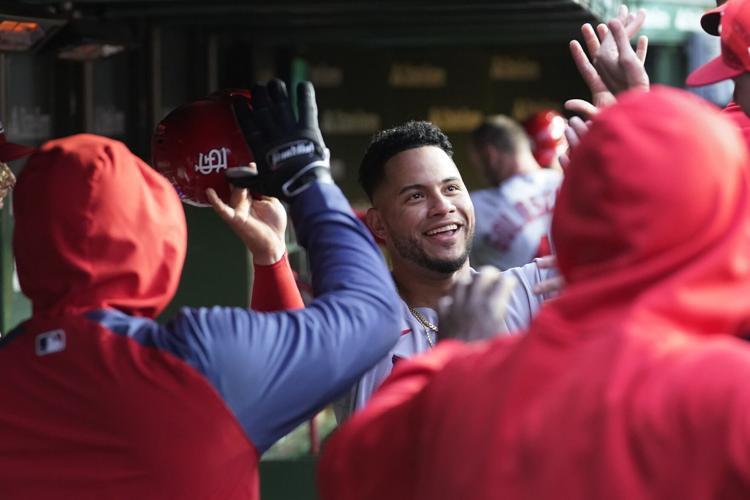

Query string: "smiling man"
[[367, 141, 474, 290], [335, 121, 554, 419]]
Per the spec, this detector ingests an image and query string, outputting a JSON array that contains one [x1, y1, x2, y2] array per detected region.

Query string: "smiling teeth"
[[426, 224, 458, 236]]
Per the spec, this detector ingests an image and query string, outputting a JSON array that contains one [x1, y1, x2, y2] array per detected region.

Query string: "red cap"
[[522, 110, 567, 167], [687, 0, 750, 86], [0, 121, 35, 162], [151, 91, 255, 207], [701, 3, 726, 36]]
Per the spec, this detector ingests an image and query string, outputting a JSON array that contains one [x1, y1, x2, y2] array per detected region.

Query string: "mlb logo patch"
[[35, 329, 66, 356]]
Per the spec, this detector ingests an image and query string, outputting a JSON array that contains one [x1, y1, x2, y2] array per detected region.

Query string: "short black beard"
[[390, 232, 472, 275]]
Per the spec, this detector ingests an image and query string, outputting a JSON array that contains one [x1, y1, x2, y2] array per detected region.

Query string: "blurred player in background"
[[469, 115, 561, 270]]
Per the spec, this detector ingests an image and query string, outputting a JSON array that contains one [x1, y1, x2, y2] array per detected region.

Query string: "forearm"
[[229, 181, 402, 450], [251, 252, 304, 311]]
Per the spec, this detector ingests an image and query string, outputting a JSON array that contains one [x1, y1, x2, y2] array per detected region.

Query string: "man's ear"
[[365, 208, 388, 243]]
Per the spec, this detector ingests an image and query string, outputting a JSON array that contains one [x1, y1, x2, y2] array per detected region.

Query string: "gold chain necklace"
[[408, 307, 437, 348]]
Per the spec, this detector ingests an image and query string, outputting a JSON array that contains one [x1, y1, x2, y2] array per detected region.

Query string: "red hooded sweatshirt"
[[0, 134, 402, 499], [318, 87, 750, 500]]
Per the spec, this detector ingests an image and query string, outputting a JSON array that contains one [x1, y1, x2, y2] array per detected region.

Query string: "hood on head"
[[13, 134, 187, 318], [550, 86, 750, 336]]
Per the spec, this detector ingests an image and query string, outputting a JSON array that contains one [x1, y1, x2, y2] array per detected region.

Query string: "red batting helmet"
[[523, 110, 567, 168], [152, 89, 254, 207]]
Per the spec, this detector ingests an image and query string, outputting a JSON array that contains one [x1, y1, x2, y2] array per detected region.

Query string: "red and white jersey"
[[470, 169, 562, 270]]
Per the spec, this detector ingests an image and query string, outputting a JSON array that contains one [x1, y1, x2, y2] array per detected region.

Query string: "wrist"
[[250, 242, 286, 266], [279, 159, 332, 199]]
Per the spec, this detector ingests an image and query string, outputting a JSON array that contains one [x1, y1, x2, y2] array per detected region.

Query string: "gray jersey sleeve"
[[499, 258, 556, 333]]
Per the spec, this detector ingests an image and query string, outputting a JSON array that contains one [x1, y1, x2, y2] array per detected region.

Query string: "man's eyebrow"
[[398, 183, 424, 195], [397, 177, 461, 196]]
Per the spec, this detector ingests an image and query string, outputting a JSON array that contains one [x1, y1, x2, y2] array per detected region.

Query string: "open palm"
[[207, 182, 287, 266], [566, 5, 649, 119]]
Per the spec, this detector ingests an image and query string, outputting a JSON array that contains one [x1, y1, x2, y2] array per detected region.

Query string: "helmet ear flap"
[[151, 91, 255, 207]]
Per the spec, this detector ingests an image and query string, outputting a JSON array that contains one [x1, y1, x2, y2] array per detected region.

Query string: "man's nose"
[[428, 193, 456, 216]]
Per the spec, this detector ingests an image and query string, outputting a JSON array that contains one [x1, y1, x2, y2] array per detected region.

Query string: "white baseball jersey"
[[333, 259, 556, 421], [470, 169, 562, 270]]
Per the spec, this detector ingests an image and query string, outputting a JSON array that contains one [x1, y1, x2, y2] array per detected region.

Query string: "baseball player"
[[335, 120, 558, 421], [0, 80, 401, 499], [469, 115, 562, 270], [697, 0, 750, 141], [686, 0, 750, 122]]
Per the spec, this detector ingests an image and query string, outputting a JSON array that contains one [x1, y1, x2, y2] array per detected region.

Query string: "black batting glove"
[[227, 79, 332, 201]]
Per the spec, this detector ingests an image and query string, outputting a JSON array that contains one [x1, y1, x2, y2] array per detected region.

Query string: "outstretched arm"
[[162, 80, 402, 453], [190, 182, 401, 452]]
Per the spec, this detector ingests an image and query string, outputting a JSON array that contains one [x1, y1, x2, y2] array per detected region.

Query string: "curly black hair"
[[359, 121, 453, 201]]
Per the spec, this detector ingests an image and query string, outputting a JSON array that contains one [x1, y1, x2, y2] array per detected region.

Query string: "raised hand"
[[207, 176, 288, 265], [227, 79, 332, 201], [532, 255, 565, 299], [595, 8, 650, 95], [567, 5, 649, 118], [559, 115, 592, 169], [437, 267, 517, 343]]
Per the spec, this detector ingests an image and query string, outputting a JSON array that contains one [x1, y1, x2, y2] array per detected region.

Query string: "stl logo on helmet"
[[195, 147, 230, 175]]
